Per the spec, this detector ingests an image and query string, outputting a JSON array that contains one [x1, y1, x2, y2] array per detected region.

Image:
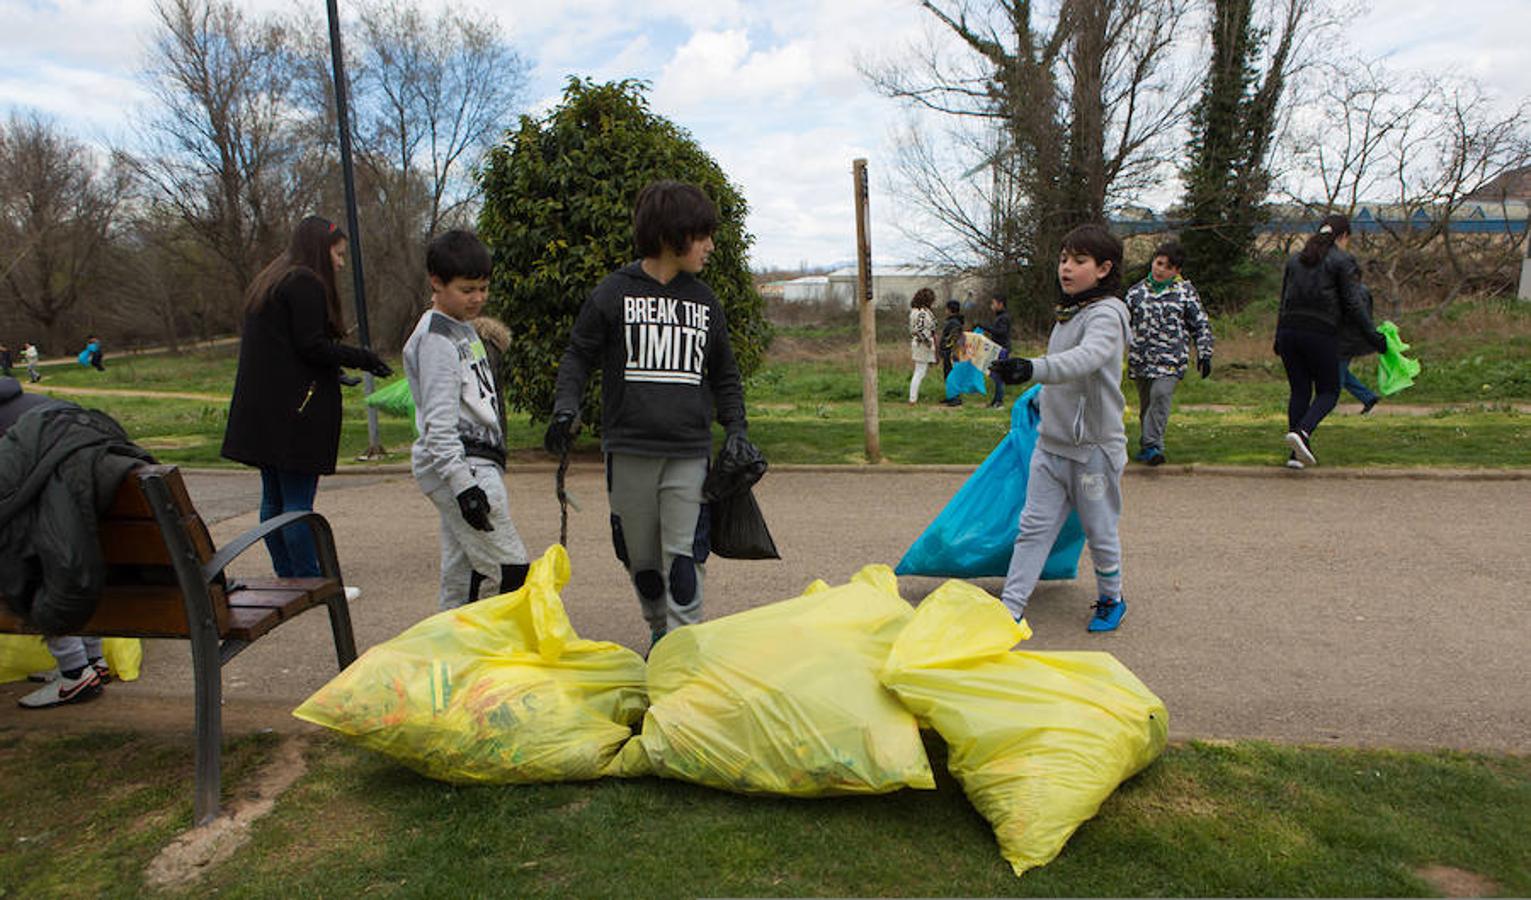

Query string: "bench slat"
[[223, 605, 284, 644]]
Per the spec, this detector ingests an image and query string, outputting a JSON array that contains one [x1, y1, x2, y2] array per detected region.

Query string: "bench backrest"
[[0, 464, 231, 638]]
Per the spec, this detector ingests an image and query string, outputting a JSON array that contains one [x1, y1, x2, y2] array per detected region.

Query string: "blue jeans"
[[258, 467, 321, 577], [1340, 359, 1379, 406]]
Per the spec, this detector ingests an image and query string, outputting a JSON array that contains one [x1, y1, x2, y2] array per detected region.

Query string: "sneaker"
[[1144, 447, 1165, 467], [1284, 430, 1316, 466], [1285, 453, 1305, 470], [18, 667, 103, 709], [89, 657, 111, 685], [1361, 397, 1378, 415], [26, 668, 59, 684], [1133, 447, 1150, 463], [344, 586, 362, 603], [1087, 596, 1127, 632]]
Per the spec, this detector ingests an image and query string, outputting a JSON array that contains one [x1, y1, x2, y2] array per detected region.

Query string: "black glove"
[[543, 409, 577, 456], [1197, 357, 1212, 379], [990, 357, 1034, 385], [358, 349, 392, 378], [1368, 329, 1389, 354], [455, 485, 494, 532]]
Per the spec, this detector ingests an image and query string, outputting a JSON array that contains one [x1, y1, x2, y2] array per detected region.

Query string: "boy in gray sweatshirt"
[[403, 230, 528, 610], [990, 224, 1131, 632]]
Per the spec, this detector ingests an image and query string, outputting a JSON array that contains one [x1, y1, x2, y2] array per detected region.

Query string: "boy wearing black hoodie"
[[544, 181, 747, 650]]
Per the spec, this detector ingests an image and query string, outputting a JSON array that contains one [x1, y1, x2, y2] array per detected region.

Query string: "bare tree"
[[1283, 68, 1531, 317], [863, 0, 1193, 318], [0, 112, 127, 352], [132, 0, 322, 299]]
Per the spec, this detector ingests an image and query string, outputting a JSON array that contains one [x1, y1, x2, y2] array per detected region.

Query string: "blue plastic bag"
[[945, 360, 990, 400], [896, 385, 1086, 579]]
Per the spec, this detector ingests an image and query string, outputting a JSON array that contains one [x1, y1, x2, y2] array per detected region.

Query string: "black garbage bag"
[[704, 433, 779, 560]]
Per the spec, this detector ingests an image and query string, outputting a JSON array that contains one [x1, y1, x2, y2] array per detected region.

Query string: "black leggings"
[[1277, 327, 1340, 435]]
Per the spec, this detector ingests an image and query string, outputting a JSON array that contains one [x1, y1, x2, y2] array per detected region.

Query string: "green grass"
[[22, 298, 1531, 469], [1, 729, 1527, 896]]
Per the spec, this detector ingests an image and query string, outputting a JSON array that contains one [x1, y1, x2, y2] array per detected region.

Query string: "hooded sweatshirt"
[[553, 261, 745, 458], [403, 308, 506, 496], [1030, 296, 1131, 468]]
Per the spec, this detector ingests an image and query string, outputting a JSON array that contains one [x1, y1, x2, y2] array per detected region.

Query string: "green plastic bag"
[[365, 376, 416, 418], [1376, 321, 1421, 396]]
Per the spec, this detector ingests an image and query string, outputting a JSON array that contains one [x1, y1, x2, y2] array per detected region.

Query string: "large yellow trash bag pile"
[[294, 545, 647, 784], [613, 565, 935, 796], [881, 580, 1168, 877], [0, 636, 142, 683]]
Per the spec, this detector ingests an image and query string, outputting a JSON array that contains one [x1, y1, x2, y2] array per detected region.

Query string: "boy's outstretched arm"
[[707, 306, 747, 436], [1030, 306, 1127, 384], [1182, 280, 1215, 366]]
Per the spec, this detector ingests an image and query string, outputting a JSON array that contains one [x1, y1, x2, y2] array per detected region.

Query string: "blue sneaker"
[[1144, 447, 1165, 467], [1133, 447, 1151, 462], [1087, 596, 1126, 632]]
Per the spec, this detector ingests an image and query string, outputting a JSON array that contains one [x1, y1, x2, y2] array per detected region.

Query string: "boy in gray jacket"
[[990, 224, 1131, 632], [404, 230, 528, 609]]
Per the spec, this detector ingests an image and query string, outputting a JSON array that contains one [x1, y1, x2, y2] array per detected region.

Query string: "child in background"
[[22, 343, 40, 383], [938, 299, 965, 406], [403, 229, 529, 610], [986, 295, 1012, 408], [990, 224, 1132, 632], [1124, 240, 1213, 466]]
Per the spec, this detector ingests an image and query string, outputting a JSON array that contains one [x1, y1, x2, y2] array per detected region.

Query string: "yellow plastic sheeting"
[[613, 564, 935, 796], [882, 580, 1167, 877], [293, 545, 647, 784], [0, 635, 142, 683]]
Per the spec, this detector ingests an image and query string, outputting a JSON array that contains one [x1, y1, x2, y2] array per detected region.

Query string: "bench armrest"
[[201, 510, 343, 584]]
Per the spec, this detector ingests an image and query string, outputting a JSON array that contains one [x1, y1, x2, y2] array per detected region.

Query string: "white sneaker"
[[344, 586, 362, 602], [1284, 430, 1316, 466], [1285, 453, 1305, 470], [18, 667, 103, 708]]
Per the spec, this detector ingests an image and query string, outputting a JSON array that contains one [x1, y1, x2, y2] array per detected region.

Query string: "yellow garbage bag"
[[613, 564, 935, 796], [882, 580, 1168, 877], [293, 545, 647, 784], [0, 635, 142, 683]]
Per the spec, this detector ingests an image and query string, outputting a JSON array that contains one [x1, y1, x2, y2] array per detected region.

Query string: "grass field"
[[1, 728, 1526, 897], [18, 296, 1531, 469]]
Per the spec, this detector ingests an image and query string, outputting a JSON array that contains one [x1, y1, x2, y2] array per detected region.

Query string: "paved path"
[[4, 466, 1528, 753]]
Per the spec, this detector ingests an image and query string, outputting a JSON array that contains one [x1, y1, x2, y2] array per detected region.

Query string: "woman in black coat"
[[221, 216, 391, 577], [1274, 213, 1387, 469]]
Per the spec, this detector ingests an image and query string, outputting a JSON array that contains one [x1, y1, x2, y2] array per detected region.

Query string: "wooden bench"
[[0, 464, 357, 825]]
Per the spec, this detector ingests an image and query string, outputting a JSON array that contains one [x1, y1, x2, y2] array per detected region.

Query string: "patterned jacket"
[[1125, 277, 1214, 380]]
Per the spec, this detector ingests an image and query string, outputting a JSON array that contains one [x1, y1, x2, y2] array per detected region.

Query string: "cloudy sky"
[[1, 0, 1527, 269]]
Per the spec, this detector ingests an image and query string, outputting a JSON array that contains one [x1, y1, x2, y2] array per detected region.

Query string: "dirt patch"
[[1414, 865, 1500, 898], [144, 734, 310, 889]]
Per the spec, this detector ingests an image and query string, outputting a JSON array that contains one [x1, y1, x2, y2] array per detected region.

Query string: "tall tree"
[[865, 0, 1192, 323], [1179, 0, 1308, 311], [479, 80, 770, 423], [0, 113, 127, 352]]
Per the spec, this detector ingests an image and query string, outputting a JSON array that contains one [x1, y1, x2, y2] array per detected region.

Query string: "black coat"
[[0, 401, 154, 633], [221, 270, 374, 475], [988, 310, 1012, 350], [1278, 246, 1377, 337], [1337, 282, 1381, 360]]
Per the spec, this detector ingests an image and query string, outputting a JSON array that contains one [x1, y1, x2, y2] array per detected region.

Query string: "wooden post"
[[853, 159, 881, 463]]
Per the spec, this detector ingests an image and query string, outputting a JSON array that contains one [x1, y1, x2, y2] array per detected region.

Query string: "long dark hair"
[[910, 287, 935, 310], [1299, 213, 1349, 267], [245, 216, 347, 336]]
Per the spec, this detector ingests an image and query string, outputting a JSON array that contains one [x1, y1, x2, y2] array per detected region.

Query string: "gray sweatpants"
[[1001, 446, 1124, 619], [1135, 376, 1178, 451], [425, 461, 528, 610], [606, 453, 709, 634], [47, 635, 103, 672]]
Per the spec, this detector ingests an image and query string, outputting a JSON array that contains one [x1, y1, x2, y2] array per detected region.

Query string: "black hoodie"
[[553, 261, 746, 458]]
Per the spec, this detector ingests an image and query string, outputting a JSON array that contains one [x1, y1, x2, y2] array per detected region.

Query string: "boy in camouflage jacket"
[[1124, 240, 1214, 465]]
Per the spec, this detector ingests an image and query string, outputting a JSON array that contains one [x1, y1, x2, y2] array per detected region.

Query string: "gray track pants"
[[46, 635, 103, 672], [425, 461, 528, 610], [606, 453, 709, 634], [1001, 447, 1124, 619], [1135, 376, 1178, 451]]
